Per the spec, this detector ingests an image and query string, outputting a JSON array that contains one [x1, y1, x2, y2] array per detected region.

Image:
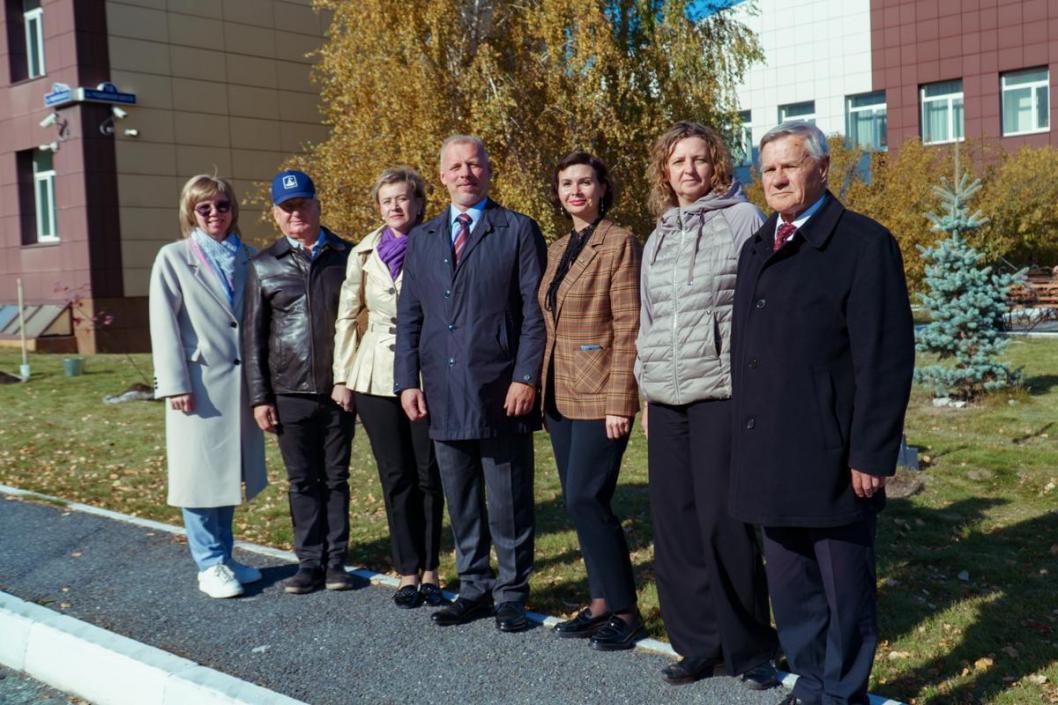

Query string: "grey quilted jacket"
[[636, 182, 764, 405]]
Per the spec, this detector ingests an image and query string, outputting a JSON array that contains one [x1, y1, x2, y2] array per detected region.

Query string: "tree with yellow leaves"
[[298, 0, 761, 240]]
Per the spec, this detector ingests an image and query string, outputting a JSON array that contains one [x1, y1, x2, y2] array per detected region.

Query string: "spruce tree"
[[915, 168, 1023, 401]]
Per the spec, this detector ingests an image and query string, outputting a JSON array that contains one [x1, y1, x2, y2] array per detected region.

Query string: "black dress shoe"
[[553, 608, 611, 639], [662, 655, 725, 685], [495, 601, 530, 632], [736, 662, 779, 691], [325, 567, 355, 591], [282, 568, 323, 594], [589, 612, 645, 651], [393, 584, 423, 609], [431, 595, 493, 626], [776, 694, 806, 705], [419, 582, 447, 607]]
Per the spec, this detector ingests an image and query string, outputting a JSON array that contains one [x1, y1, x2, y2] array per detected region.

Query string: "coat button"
[[444, 289, 451, 299], [444, 257, 449, 264], [705, 308, 712, 316], [523, 374, 532, 382], [390, 317, 397, 324], [755, 298, 766, 309], [448, 324, 455, 331], [745, 417, 756, 430], [388, 288, 396, 295], [388, 344, 395, 351], [229, 321, 237, 328], [448, 357, 455, 366], [233, 359, 241, 365], [749, 358, 759, 369]]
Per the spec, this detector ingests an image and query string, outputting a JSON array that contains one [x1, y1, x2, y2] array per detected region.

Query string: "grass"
[[1, 341, 1057, 704]]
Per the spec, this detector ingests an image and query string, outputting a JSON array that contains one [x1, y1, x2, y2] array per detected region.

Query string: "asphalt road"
[[0, 496, 791, 705], [0, 665, 88, 705]]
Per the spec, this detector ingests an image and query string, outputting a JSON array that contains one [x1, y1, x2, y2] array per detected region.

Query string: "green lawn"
[[1, 340, 1056, 704]]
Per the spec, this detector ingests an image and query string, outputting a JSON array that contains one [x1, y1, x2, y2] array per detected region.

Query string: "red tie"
[[774, 222, 797, 252], [454, 213, 472, 263]]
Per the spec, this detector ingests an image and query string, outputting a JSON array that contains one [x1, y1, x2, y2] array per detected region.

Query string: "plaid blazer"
[[539, 219, 642, 419]]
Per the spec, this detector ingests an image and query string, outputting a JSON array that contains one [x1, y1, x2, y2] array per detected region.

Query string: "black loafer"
[[431, 595, 493, 626], [662, 655, 725, 685], [737, 662, 779, 691], [282, 568, 323, 594], [419, 582, 447, 607], [325, 567, 355, 591], [554, 608, 611, 639], [589, 613, 645, 651], [495, 601, 530, 632], [393, 584, 423, 609]]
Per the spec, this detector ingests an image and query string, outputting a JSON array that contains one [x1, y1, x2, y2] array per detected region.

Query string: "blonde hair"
[[178, 174, 240, 238], [646, 121, 733, 217], [370, 166, 427, 225]]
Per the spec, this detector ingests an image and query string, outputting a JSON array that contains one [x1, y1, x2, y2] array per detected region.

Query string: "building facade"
[[732, 0, 1058, 166], [0, 0, 328, 353]]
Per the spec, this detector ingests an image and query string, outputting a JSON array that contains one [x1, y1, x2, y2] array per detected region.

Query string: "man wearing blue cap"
[[243, 169, 355, 593]]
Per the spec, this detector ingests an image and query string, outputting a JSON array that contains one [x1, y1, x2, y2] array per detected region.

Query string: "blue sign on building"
[[42, 81, 136, 109]]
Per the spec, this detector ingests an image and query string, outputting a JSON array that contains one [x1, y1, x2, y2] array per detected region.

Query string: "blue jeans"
[[181, 506, 235, 571]]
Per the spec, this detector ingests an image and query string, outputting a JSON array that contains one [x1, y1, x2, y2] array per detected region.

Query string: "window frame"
[[22, 4, 45, 79], [32, 149, 58, 243], [778, 101, 816, 125], [920, 80, 965, 145], [1000, 67, 1050, 137], [733, 110, 753, 167], [845, 91, 888, 151]]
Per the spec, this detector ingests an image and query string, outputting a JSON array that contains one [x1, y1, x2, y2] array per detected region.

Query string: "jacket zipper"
[[305, 250, 317, 393], [672, 218, 684, 405]]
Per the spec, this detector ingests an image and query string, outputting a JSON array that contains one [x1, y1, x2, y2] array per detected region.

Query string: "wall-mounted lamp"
[[123, 128, 139, 137], [37, 141, 59, 152]]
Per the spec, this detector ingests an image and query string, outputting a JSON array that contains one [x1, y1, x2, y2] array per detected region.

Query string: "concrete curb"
[[0, 591, 307, 705], [0, 483, 906, 705]]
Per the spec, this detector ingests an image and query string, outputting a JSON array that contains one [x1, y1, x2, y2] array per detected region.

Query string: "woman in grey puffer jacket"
[[637, 122, 778, 688]]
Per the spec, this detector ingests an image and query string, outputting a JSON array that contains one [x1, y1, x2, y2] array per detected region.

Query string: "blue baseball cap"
[[271, 169, 316, 204]]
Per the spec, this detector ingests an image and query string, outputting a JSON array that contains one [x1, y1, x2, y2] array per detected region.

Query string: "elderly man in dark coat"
[[395, 135, 547, 633], [729, 121, 914, 705]]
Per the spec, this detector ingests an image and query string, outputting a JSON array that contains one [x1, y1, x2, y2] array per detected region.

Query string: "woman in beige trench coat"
[[332, 166, 445, 609], [149, 174, 268, 599]]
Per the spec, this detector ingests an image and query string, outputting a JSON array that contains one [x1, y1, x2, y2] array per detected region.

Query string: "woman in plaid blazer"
[[538, 151, 643, 651]]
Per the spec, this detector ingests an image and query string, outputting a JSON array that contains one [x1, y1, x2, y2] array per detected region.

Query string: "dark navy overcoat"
[[395, 199, 547, 440], [729, 193, 915, 528]]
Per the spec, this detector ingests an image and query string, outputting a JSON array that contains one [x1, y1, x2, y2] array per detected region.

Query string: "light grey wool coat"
[[149, 238, 267, 508]]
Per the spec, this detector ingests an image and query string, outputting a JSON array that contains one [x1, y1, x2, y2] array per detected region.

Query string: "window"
[[778, 101, 815, 125], [733, 110, 753, 167], [921, 80, 964, 144], [846, 91, 887, 151], [23, 0, 45, 79], [32, 149, 57, 242], [1001, 67, 1049, 136]]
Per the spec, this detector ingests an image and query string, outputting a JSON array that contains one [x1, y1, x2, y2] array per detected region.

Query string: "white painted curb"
[[0, 483, 906, 705], [0, 591, 307, 705]]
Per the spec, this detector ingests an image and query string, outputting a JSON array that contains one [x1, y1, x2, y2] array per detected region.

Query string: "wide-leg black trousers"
[[647, 398, 778, 674], [355, 392, 444, 575]]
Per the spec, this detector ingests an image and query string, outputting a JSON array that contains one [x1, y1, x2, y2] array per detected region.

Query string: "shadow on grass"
[[1022, 373, 1058, 395], [878, 496, 1058, 704]]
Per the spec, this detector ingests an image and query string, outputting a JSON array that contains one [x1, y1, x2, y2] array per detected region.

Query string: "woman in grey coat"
[[637, 122, 777, 688], [149, 174, 268, 599]]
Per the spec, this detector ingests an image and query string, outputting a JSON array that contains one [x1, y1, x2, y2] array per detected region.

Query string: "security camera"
[[39, 112, 57, 128], [111, 106, 128, 119]]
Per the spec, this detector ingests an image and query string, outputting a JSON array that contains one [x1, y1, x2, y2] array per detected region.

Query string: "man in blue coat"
[[396, 135, 547, 632], [730, 121, 914, 705]]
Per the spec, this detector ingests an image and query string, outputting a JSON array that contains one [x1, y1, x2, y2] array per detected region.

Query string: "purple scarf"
[[376, 226, 408, 280]]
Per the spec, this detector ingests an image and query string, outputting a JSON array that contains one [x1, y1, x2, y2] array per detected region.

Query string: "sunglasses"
[[194, 200, 232, 217]]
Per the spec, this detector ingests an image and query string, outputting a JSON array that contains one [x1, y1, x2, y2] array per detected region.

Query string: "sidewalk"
[[0, 486, 904, 705]]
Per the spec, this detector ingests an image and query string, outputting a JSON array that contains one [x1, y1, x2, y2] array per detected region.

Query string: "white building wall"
[[732, 0, 875, 155]]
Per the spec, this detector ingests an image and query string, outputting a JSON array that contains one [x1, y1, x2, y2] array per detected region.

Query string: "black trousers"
[[647, 399, 777, 674], [355, 392, 444, 575], [275, 393, 354, 570], [546, 409, 637, 613], [433, 434, 535, 604], [763, 513, 878, 705]]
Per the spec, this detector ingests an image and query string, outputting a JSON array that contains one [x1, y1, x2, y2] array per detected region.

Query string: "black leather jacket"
[[243, 228, 350, 405]]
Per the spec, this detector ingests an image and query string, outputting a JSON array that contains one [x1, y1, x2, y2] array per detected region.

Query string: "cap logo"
[[282, 175, 298, 189]]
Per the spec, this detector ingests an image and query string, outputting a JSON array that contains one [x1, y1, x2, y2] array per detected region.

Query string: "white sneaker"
[[226, 559, 262, 585], [197, 564, 244, 598]]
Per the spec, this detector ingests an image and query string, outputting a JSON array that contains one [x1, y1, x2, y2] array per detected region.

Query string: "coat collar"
[[753, 191, 843, 257], [552, 219, 616, 320], [271, 226, 348, 258], [353, 226, 385, 254], [182, 237, 249, 321]]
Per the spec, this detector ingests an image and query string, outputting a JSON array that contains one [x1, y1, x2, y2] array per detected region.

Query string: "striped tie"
[[454, 213, 472, 263], [774, 222, 797, 252]]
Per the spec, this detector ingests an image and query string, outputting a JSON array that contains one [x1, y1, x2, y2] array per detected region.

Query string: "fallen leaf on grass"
[[974, 657, 994, 671], [888, 651, 911, 660], [1029, 674, 1049, 685]]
